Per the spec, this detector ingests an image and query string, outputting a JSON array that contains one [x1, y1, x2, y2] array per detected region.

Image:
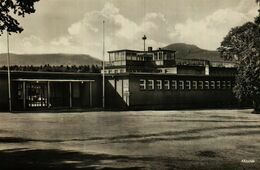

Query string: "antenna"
[[102, 20, 105, 109], [142, 0, 147, 51], [142, 35, 147, 51]]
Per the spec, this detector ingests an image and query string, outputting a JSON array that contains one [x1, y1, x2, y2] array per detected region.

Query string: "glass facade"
[[15, 81, 94, 110]]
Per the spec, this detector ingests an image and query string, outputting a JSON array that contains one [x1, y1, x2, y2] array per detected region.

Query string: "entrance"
[[26, 82, 48, 108]]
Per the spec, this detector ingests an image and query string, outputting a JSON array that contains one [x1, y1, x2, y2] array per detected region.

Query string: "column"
[[23, 81, 26, 109], [69, 82, 72, 108], [47, 81, 51, 108], [89, 82, 92, 107]]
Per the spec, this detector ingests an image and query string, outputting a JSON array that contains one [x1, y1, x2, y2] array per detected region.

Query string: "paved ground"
[[0, 109, 260, 170]]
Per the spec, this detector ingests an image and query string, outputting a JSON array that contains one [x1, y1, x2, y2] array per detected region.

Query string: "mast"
[[142, 35, 147, 51], [142, 0, 147, 52], [102, 20, 105, 109], [7, 31, 12, 112]]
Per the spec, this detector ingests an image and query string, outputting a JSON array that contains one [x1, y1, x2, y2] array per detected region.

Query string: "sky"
[[0, 0, 259, 60]]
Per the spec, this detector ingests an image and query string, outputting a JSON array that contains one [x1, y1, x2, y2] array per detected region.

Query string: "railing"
[[176, 59, 208, 66]]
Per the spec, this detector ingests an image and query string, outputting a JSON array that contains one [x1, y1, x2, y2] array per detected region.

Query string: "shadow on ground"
[[0, 148, 259, 170], [0, 148, 144, 170]]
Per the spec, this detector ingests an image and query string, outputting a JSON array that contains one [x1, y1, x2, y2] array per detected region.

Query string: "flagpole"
[[7, 31, 12, 112], [102, 20, 105, 109]]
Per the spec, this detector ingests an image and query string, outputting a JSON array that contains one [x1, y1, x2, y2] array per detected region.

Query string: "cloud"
[[170, 4, 258, 50], [46, 2, 170, 59]]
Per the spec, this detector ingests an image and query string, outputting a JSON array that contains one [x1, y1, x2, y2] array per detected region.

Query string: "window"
[[109, 53, 115, 61], [185, 81, 191, 90], [147, 80, 154, 90], [222, 81, 226, 89], [192, 81, 197, 90], [140, 79, 146, 90], [156, 80, 162, 90], [179, 81, 184, 90], [204, 81, 209, 89], [120, 69, 125, 73], [164, 80, 170, 90], [216, 81, 221, 89], [227, 81, 231, 89], [172, 80, 177, 90], [121, 61, 126, 66], [17, 82, 23, 100], [126, 56, 132, 60], [198, 81, 204, 90], [210, 81, 215, 89]]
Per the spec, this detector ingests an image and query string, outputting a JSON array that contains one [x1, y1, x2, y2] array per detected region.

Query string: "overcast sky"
[[0, 0, 258, 59]]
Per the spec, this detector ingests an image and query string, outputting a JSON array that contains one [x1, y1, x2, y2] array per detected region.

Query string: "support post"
[[7, 31, 12, 112], [69, 82, 72, 108], [102, 20, 105, 109], [47, 81, 51, 108], [89, 82, 92, 107], [23, 81, 26, 109]]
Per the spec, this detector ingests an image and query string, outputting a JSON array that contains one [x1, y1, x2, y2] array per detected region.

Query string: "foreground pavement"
[[0, 109, 259, 170]]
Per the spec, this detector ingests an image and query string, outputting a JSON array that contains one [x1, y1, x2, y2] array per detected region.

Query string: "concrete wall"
[[177, 66, 205, 75], [128, 74, 238, 110]]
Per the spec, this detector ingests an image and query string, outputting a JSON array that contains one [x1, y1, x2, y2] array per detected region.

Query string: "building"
[[104, 47, 239, 110], [0, 46, 240, 112], [0, 71, 101, 111]]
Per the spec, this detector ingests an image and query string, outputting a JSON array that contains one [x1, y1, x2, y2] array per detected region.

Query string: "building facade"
[[0, 47, 241, 112], [104, 47, 239, 110], [0, 71, 101, 111]]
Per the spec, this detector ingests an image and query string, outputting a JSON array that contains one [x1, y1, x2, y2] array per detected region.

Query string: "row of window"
[[139, 79, 234, 91], [104, 69, 126, 74]]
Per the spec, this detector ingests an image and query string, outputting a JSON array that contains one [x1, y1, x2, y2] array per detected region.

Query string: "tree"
[[0, 0, 39, 35], [218, 3, 260, 112]]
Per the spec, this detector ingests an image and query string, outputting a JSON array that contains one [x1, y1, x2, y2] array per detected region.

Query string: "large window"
[[26, 82, 48, 108]]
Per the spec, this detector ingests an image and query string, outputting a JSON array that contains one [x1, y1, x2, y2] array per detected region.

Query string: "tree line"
[[0, 65, 101, 73]]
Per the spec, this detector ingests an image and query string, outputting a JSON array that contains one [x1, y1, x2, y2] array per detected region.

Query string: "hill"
[[0, 53, 101, 66], [164, 43, 223, 62]]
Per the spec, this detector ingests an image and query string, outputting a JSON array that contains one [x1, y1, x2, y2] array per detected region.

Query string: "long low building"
[[0, 47, 243, 111], [0, 71, 102, 111], [105, 73, 237, 110]]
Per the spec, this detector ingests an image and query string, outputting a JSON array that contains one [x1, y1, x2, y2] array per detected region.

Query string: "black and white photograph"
[[0, 0, 260, 169]]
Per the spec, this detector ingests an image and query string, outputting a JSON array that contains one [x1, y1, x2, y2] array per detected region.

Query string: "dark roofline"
[[105, 72, 235, 78], [108, 49, 142, 53], [0, 70, 101, 76], [108, 49, 176, 53]]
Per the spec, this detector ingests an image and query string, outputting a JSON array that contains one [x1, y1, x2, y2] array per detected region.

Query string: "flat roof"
[[13, 79, 95, 82], [104, 72, 235, 78], [0, 70, 101, 76], [108, 49, 176, 53]]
